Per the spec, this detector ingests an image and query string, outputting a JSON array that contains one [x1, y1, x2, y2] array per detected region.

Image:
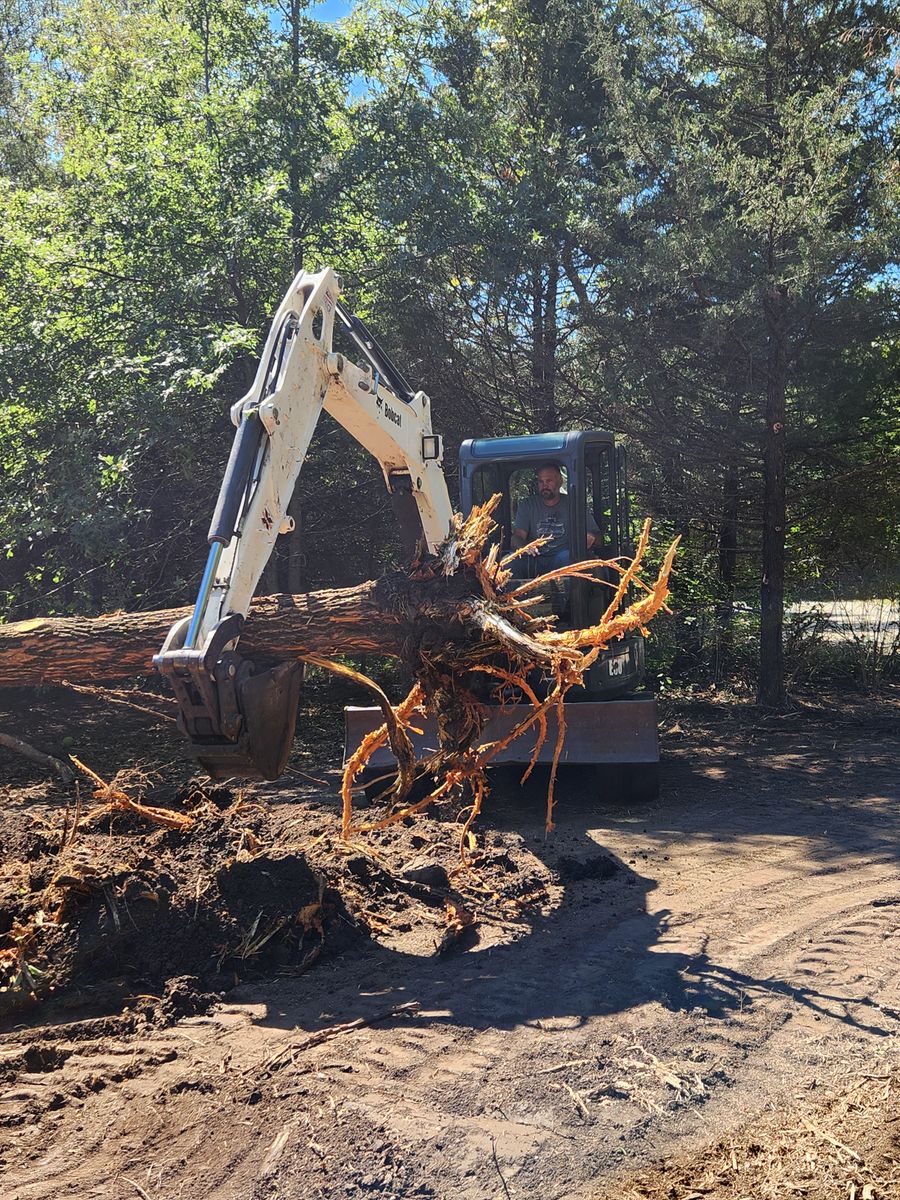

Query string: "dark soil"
[[0, 681, 898, 1200], [0, 788, 334, 1024], [0, 682, 553, 1030]]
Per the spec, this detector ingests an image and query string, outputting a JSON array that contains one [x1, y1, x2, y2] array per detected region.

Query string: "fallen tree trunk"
[[0, 579, 408, 687], [0, 504, 680, 1026], [1, 502, 678, 833]]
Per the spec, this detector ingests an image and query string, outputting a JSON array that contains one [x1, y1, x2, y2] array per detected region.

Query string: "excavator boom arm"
[[154, 267, 453, 780]]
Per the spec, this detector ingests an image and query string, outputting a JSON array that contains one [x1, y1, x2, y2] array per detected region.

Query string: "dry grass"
[[622, 1055, 900, 1200]]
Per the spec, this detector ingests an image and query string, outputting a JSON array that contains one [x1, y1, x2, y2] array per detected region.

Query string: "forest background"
[[1, 0, 898, 705]]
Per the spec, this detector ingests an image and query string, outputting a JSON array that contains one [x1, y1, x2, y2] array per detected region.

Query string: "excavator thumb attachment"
[[154, 617, 303, 781]]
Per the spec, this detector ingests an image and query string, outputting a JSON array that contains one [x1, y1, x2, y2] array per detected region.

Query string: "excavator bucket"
[[344, 697, 659, 787], [157, 648, 303, 782], [193, 659, 304, 782]]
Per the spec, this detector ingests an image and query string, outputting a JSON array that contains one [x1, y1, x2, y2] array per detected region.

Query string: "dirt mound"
[[0, 755, 557, 1029], [0, 782, 335, 1024]]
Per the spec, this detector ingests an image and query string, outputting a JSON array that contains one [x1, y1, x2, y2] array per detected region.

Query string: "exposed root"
[[70, 757, 194, 831], [59, 681, 178, 722], [337, 682, 425, 837], [305, 658, 419, 829], [467, 601, 563, 666], [467, 664, 547, 782], [338, 498, 678, 845], [0, 729, 75, 783], [349, 775, 455, 836]]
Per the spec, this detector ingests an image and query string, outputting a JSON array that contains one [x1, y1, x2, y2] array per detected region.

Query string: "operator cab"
[[458, 430, 644, 698]]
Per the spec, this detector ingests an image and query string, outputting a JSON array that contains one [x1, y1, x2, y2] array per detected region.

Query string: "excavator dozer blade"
[[344, 697, 659, 772]]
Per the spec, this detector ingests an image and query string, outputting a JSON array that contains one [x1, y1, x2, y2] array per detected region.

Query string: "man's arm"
[[511, 501, 539, 555], [511, 526, 538, 553], [586, 507, 601, 551]]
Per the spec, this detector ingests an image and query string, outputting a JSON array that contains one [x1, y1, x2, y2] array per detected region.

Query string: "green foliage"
[[0, 0, 368, 616], [0, 0, 897, 699]]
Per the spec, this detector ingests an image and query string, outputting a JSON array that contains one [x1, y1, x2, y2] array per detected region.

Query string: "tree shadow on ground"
[[249, 740, 900, 1043]]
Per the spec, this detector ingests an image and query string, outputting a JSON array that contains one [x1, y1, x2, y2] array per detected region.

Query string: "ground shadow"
[[3, 687, 898, 1045], [245, 749, 900, 1043]]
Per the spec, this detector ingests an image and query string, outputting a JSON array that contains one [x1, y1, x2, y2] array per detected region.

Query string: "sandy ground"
[[1, 686, 898, 1199]]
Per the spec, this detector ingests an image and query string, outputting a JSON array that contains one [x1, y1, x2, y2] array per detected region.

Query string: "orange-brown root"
[[339, 498, 678, 855], [70, 757, 193, 830], [339, 682, 425, 837]]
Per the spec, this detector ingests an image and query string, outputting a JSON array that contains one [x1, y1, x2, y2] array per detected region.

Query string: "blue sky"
[[312, 0, 353, 21]]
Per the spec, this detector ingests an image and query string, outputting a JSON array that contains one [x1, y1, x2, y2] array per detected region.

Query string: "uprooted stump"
[[1, 498, 678, 1018], [332, 501, 678, 837], [0, 498, 678, 837]]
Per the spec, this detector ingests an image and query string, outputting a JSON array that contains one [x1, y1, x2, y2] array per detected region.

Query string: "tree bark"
[[758, 17, 788, 708], [287, 0, 304, 274], [0, 580, 409, 688], [759, 281, 788, 707], [715, 392, 744, 678], [531, 260, 559, 431]]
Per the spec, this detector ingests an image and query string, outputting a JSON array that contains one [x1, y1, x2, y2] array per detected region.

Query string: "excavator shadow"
[[244, 760, 900, 1045]]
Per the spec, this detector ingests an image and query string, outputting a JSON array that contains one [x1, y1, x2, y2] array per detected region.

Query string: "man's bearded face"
[[537, 468, 562, 501]]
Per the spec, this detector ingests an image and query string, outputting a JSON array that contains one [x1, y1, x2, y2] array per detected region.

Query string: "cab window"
[[585, 446, 615, 555]]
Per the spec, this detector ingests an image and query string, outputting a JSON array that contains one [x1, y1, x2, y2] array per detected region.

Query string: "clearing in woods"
[[0, 684, 898, 1199]]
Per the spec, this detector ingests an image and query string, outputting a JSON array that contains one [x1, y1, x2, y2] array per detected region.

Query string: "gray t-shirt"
[[513, 493, 599, 556]]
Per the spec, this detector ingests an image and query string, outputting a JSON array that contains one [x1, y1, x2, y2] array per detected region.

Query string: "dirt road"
[[1, 691, 898, 1198]]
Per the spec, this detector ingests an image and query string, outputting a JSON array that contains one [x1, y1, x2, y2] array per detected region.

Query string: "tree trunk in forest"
[[758, 23, 788, 708], [261, 493, 306, 597], [716, 464, 740, 678], [0, 581, 406, 688], [531, 261, 559, 431], [279, 494, 307, 596], [759, 281, 788, 706], [716, 393, 743, 678], [287, 0, 304, 274]]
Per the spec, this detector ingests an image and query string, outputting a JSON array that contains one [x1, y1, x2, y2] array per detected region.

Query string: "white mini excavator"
[[155, 267, 659, 796]]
